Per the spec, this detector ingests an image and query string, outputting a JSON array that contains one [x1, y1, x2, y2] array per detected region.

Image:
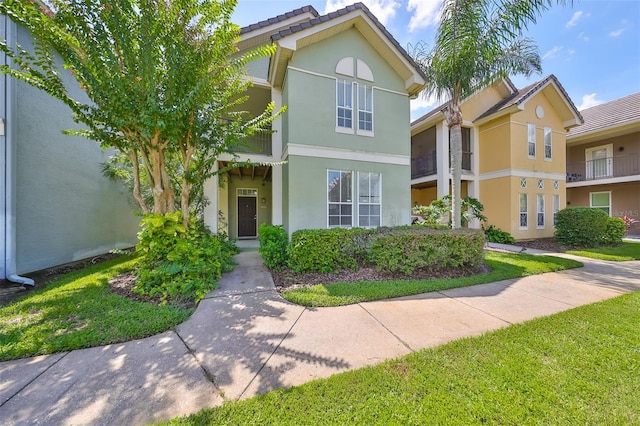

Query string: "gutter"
[[2, 15, 34, 286]]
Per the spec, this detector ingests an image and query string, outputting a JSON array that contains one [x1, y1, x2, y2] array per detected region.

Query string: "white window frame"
[[357, 172, 382, 228], [537, 194, 545, 229], [328, 170, 353, 228], [519, 193, 528, 230], [585, 144, 613, 179], [552, 194, 560, 226], [527, 123, 536, 159], [544, 127, 552, 161], [590, 191, 612, 216], [357, 83, 374, 136], [336, 80, 354, 133]]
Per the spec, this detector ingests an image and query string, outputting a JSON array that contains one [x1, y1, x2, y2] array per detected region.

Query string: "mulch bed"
[[514, 238, 571, 252]]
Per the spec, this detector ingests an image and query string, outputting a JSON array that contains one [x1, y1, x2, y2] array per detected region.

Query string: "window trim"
[[544, 127, 552, 161], [536, 194, 545, 229], [585, 144, 613, 179], [336, 79, 354, 133], [357, 171, 382, 228], [590, 191, 612, 216], [356, 83, 374, 137], [527, 123, 536, 159], [519, 193, 528, 230], [552, 194, 560, 226], [327, 169, 354, 228]]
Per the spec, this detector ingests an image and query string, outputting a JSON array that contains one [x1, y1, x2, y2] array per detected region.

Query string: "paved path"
[[1, 249, 638, 425]]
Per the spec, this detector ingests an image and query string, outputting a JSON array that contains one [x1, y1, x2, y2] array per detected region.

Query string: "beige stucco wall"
[[478, 115, 512, 173]]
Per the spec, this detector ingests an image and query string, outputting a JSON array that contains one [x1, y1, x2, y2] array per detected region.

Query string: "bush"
[[483, 224, 516, 244], [555, 207, 608, 247], [602, 217, 626, 245], [259, 224, 289, 271], [368, 229, 485, 275], [134, 212, 237, 303]]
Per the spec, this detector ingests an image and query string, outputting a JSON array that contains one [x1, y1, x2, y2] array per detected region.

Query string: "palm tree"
[[412, 0, 572, 229]]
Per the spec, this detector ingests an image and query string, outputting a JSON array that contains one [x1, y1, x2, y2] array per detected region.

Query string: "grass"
[[0, 256, 193, 361], [166, 291, 640, 425], [567, 241, 640, 261], [281, 251, 582, 307]]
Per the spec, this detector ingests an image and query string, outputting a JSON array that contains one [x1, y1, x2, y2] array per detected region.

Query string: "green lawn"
[[167, 291, 640, 425], [282, 252, 582, 307], [567, 241, 640, 261], [0, 256, 192, 361]]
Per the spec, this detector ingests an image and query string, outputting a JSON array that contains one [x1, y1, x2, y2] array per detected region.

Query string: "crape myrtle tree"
[[0, 0, 281, 228], [412, 0, 572, 229]]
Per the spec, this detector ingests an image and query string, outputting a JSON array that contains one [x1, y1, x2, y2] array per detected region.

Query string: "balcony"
[[411, 152, 437, 179], [231, 126, 272, 156], [567, 153, 639, 182]]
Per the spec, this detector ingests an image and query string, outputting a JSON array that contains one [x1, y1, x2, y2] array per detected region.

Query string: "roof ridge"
[[239, 5, 319, 35]]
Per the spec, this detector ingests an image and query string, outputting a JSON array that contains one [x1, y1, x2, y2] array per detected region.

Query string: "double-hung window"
[[357, 84, 373, 134], [590, 191, 611, 216], [527, 123, 536, 158], [336, 80, 353, 130], [544, 127, 552, 160], [358, 172, 381, 227], [537, 194, 545, 229], [328, 170, 353, 227], [552, 194, 560, 225], [519, 193, 528, 229]]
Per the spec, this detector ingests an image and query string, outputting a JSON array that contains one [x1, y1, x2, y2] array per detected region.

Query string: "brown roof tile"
[[567, 92, 640, 138]]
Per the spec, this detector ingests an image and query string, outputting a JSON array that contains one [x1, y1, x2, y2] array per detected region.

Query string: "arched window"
[[335, 58, 374, 136]]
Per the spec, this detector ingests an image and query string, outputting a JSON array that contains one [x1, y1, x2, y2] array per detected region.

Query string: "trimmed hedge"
[[555, 207, 608, 247], [258, 224, 289, 271], [603, 217, 626, 245], [282, 226, 485, 275]]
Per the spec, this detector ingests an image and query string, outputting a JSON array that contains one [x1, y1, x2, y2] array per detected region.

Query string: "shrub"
[[602, 217, 626, 245], [555, 207, 608, 247], [134, 212, 237, 303], [259, 224, 289, 271], [367, 228, 485, 275], [483, 224, 516, 244]]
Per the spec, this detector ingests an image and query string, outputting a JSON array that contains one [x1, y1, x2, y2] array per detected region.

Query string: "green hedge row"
[[259, 225, 485, 275], [555, 207, 625, 247]]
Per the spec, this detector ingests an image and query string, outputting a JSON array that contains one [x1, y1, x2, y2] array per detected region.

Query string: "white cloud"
[[542, 46, 563, 60], [609, 28, 624, 37], [410, 93, 441, 120], [578, 32, 589, 42], [577, 93, 605, 110], [407, 0, 442, 32], [324, 0, 400, 26], [566, 11, 589, 28]]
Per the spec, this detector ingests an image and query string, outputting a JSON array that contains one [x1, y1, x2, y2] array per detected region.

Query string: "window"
[[336, 80, 353, 130], [544, 127, 552, 160], [590, 191, 611, 216], [585, 144, 613, 179], [520, 177, 527, 188], [537, 179, 544, 189], [527, 123, 536, 158], [519, 193, 528, 229], [537, 194, 545, 229], [553, 180, 559, 190], [358, 172, 381, 227], [328, 170, 353, 227], [553, 194, 560, 225], [357, 84, 373, 133]]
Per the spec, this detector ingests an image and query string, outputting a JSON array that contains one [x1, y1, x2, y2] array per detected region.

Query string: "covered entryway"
[[237, 190, 258, 238]]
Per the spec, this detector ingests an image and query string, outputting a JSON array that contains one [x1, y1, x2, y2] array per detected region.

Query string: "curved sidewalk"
[[1, 249, 638, 425]]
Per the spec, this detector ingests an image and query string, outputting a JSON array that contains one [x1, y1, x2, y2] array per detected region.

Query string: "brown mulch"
[[272, 263, 492, 292], [107, 272, 196, 309], [514, 238, 571, 253]]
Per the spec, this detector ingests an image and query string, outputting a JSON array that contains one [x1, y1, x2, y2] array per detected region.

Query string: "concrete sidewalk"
[[1, 248, 638, 425]]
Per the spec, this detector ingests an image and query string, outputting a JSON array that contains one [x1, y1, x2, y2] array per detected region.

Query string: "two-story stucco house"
[[411, 75, 583, 240], [566, 92, 640, 235], [202, 3, 426, 239], [1, 14, 139, 283]]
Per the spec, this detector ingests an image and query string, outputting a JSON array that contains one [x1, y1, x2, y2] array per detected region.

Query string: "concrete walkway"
[[1, 248, 639, 425]]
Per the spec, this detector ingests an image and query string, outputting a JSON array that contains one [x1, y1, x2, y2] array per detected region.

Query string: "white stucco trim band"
[[284, 143, 410, 165], [479, 169, 566, 181], [566, 174, 640, 188]]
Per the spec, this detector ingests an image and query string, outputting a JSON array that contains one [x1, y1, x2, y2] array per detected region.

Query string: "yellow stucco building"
[[411, 76, 583, 240]]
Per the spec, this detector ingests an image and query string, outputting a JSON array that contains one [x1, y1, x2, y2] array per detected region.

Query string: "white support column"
[[436, 121, 450, 199], [468, 126, 481, 229], [271, 87, 284, 225], [203, 163, 219, 233]]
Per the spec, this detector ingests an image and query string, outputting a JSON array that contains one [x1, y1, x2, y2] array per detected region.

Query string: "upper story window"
[[335, 57, 374, 136], [527, 123, 536, 159], [544, 127, 552, 161]]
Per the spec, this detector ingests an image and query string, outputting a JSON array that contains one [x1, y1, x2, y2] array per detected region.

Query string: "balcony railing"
[[231, 127, 272, 156], [567, 153, 639, 182], [411, 152, 437, 179]]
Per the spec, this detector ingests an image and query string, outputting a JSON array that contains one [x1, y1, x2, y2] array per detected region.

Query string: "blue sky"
[[232, 0, 640, 120]]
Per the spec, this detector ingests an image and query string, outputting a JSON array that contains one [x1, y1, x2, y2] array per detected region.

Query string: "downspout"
[[3, 15, 34, 286]]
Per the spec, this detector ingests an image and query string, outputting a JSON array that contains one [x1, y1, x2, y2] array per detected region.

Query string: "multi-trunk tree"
[[0, 0, 280, 227]]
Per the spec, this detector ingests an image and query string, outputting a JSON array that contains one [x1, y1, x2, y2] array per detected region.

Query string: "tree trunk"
[[446, 99, 463, 229]]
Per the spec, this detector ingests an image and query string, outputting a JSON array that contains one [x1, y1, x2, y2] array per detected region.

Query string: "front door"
[[238, 196, 257, 237]]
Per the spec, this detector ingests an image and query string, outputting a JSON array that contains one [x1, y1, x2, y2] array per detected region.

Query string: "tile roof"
[[239, 5, 319, 35], [474, 74, 582, 123], [567, 92, 640, 138], [265, 2, 426, 80]]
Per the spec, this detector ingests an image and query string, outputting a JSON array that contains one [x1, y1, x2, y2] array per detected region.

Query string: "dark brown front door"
[[238, 196, 257, 237]]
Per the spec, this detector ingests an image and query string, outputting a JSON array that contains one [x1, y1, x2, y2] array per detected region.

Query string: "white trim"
[[585, 143, 613, 179], [356, 58, 374, 81], [479, 169, 566, 181], [544, 126, 552, 162], [566, 174, 640, 188], [327, 169, 354, 228], [589, 191, 612, 216], [536, 194, 545, 229], [335, 126, 355, 135], [286, 143, 410, 165], [236, 188, 259, 238], [527, 123, 536, 159], [519, 193, 528, 230], [357, 171, 382, 228], [288, 65, 336, 81], [336, 57, 354, 77]]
